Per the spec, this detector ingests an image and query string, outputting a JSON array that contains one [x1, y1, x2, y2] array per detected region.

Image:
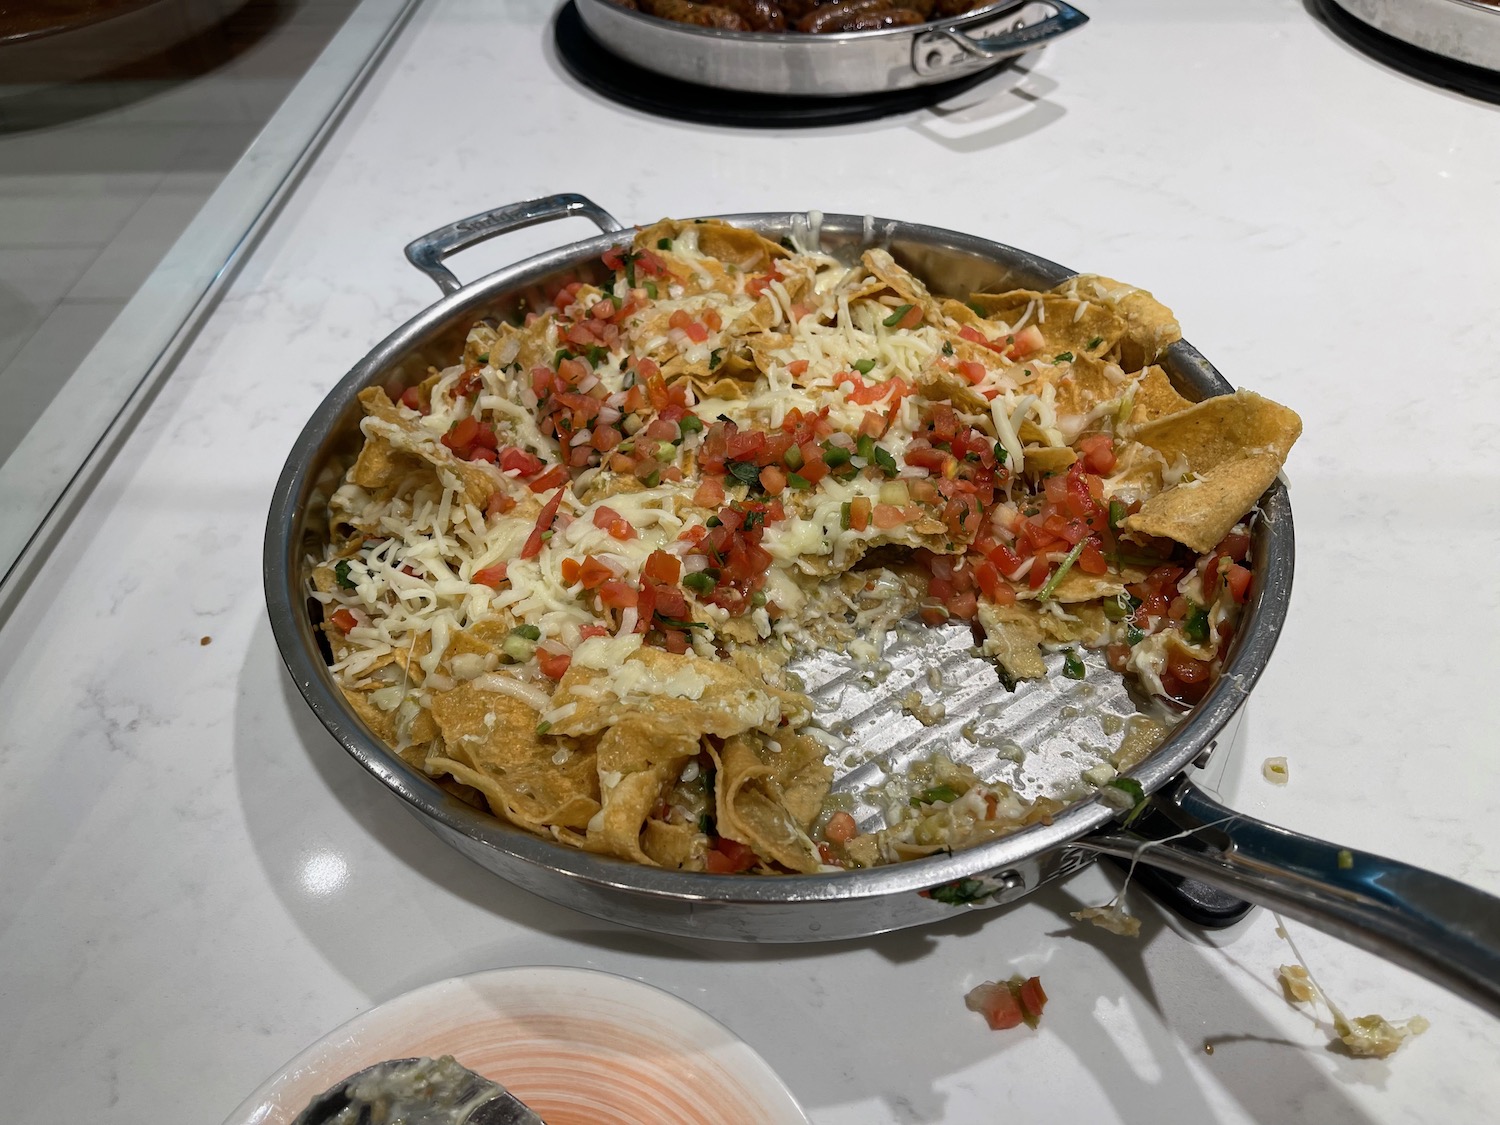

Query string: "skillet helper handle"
[[1085, 777, 1500, 1018], [405, 193, 625, 296], [913, 1, 1089, 77]]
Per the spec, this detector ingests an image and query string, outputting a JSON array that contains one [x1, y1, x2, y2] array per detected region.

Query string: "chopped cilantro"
[[553, 348, 575, 367], [476, 351, 489, 363], [727, 460, 761, 487], [1126, 623, 1145, 646], [853, 358, 876, 375], [786, 472, 811, 490], [657, 617, 706, 630], [993, 441, 1008, 465], [657, 237, 672, 250], [709, 348, 724, 371], [334, 559, 356, 591], [873, 446, 898, 476], [1054, 351, 1074, 363], [1086, 335, 1104, 349], [1183, 605, 1211, 644], [1063, 650, 1086, 680], [512, 624, 542, 641], [928, 878, 991, 906], [942, 340, 955, 356], [882, 303, 914, 327], [585, 344, 608, 367]]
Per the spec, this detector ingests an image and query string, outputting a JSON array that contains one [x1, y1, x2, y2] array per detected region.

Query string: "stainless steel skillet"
[[572, 0, 1088, 97], [264, 193, 1500, 1018]]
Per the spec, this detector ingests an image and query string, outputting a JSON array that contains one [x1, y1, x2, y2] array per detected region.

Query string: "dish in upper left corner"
[[221, 965, 809, 1125]]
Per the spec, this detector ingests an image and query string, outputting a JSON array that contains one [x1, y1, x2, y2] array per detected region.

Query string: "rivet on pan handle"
[[1085, 777, 1500, 1018], [912, 0, 1089, 77], [404, 194, 626, 297]]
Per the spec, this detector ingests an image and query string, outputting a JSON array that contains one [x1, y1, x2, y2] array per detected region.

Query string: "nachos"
[[312, 218, 1300, 873]]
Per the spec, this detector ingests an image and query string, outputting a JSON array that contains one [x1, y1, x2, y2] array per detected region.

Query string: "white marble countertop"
[[4, 1, 1499, 1121]]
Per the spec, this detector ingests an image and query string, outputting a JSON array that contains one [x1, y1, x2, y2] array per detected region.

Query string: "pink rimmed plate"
[[222, 966, 809, 1125]]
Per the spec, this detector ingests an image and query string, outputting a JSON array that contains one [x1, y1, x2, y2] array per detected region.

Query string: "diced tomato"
[[1078, 433, 1117, 476], [560, 557, 582, 585], [1028, 559, 1051, 589], [1167, 648, 1211, 684], [683, 322, 709, 343], [598, 578, 637, 609], [537, 650, 572, 680], [957, 360, 987, 385], [1078, 541, 1108, 575], [643, 550, 681, 585], [601, 247, 625, 270], [872, 503, 906, 530], [519, 488, 564, 560], [500, 447, 546, 476], [472, 563, 507, 589], [693, 477, 725, 508], [1017, 976, 1048, 1022], [578, 556, 617, 590], [1011, 324, 1045, 357], [905, 446, 952, 474], [760, 465, 787, 495], [662, 628, 690, 655], [1106, 642, 1131, 673], [704, 837, 759, 873], [442, 415, 479, 452], [1217, 531, 1252, 563], [848, 496, 871, 532], [399, 386, 424, 412], [965, 981, 1024, 1031], [1224, 563, 1252, 603], [787, 359, 809, 377], [328, 608, 358, 633], [825, 811, 857, 844], [529, 465, 569, 493]]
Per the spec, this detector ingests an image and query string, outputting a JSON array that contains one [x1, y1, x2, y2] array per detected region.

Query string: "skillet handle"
[[1083, 777, 1500, 1018], [912, 1, 1089, 77], [404, 194, 626, 296]]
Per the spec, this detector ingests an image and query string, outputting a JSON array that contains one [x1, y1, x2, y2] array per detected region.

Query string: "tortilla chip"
[[1018, 569, 1125, 604], [1126, 452, 1284, 553], [1024, 446, 1077, 474], [977, 602, 1048, 680], [918, 370, 990, 417], [358, 387, 496, 508], [1123, 390, 1300, 551], [549, 647, 797, 740], [582, 762, 680, 865], [711, 733, 829, 873], [1050, 355, 1126, 418], [1130, 390, 1301, 475], [641, 818, 706, 870], [427, 683, 600, 833], [636, 218, 787, 275], [1063, 275, 1182, 369], [1130, 365, 1194, 423]]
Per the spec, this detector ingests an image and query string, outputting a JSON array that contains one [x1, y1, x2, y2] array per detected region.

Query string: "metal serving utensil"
[[292, 1057, 544, 1125]]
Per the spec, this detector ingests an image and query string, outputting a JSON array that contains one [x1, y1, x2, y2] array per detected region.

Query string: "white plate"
[[223, 966, 809, 1125]]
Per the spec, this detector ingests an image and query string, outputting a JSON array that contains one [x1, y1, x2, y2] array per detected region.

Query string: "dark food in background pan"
[[618, 0, 997, 33]]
